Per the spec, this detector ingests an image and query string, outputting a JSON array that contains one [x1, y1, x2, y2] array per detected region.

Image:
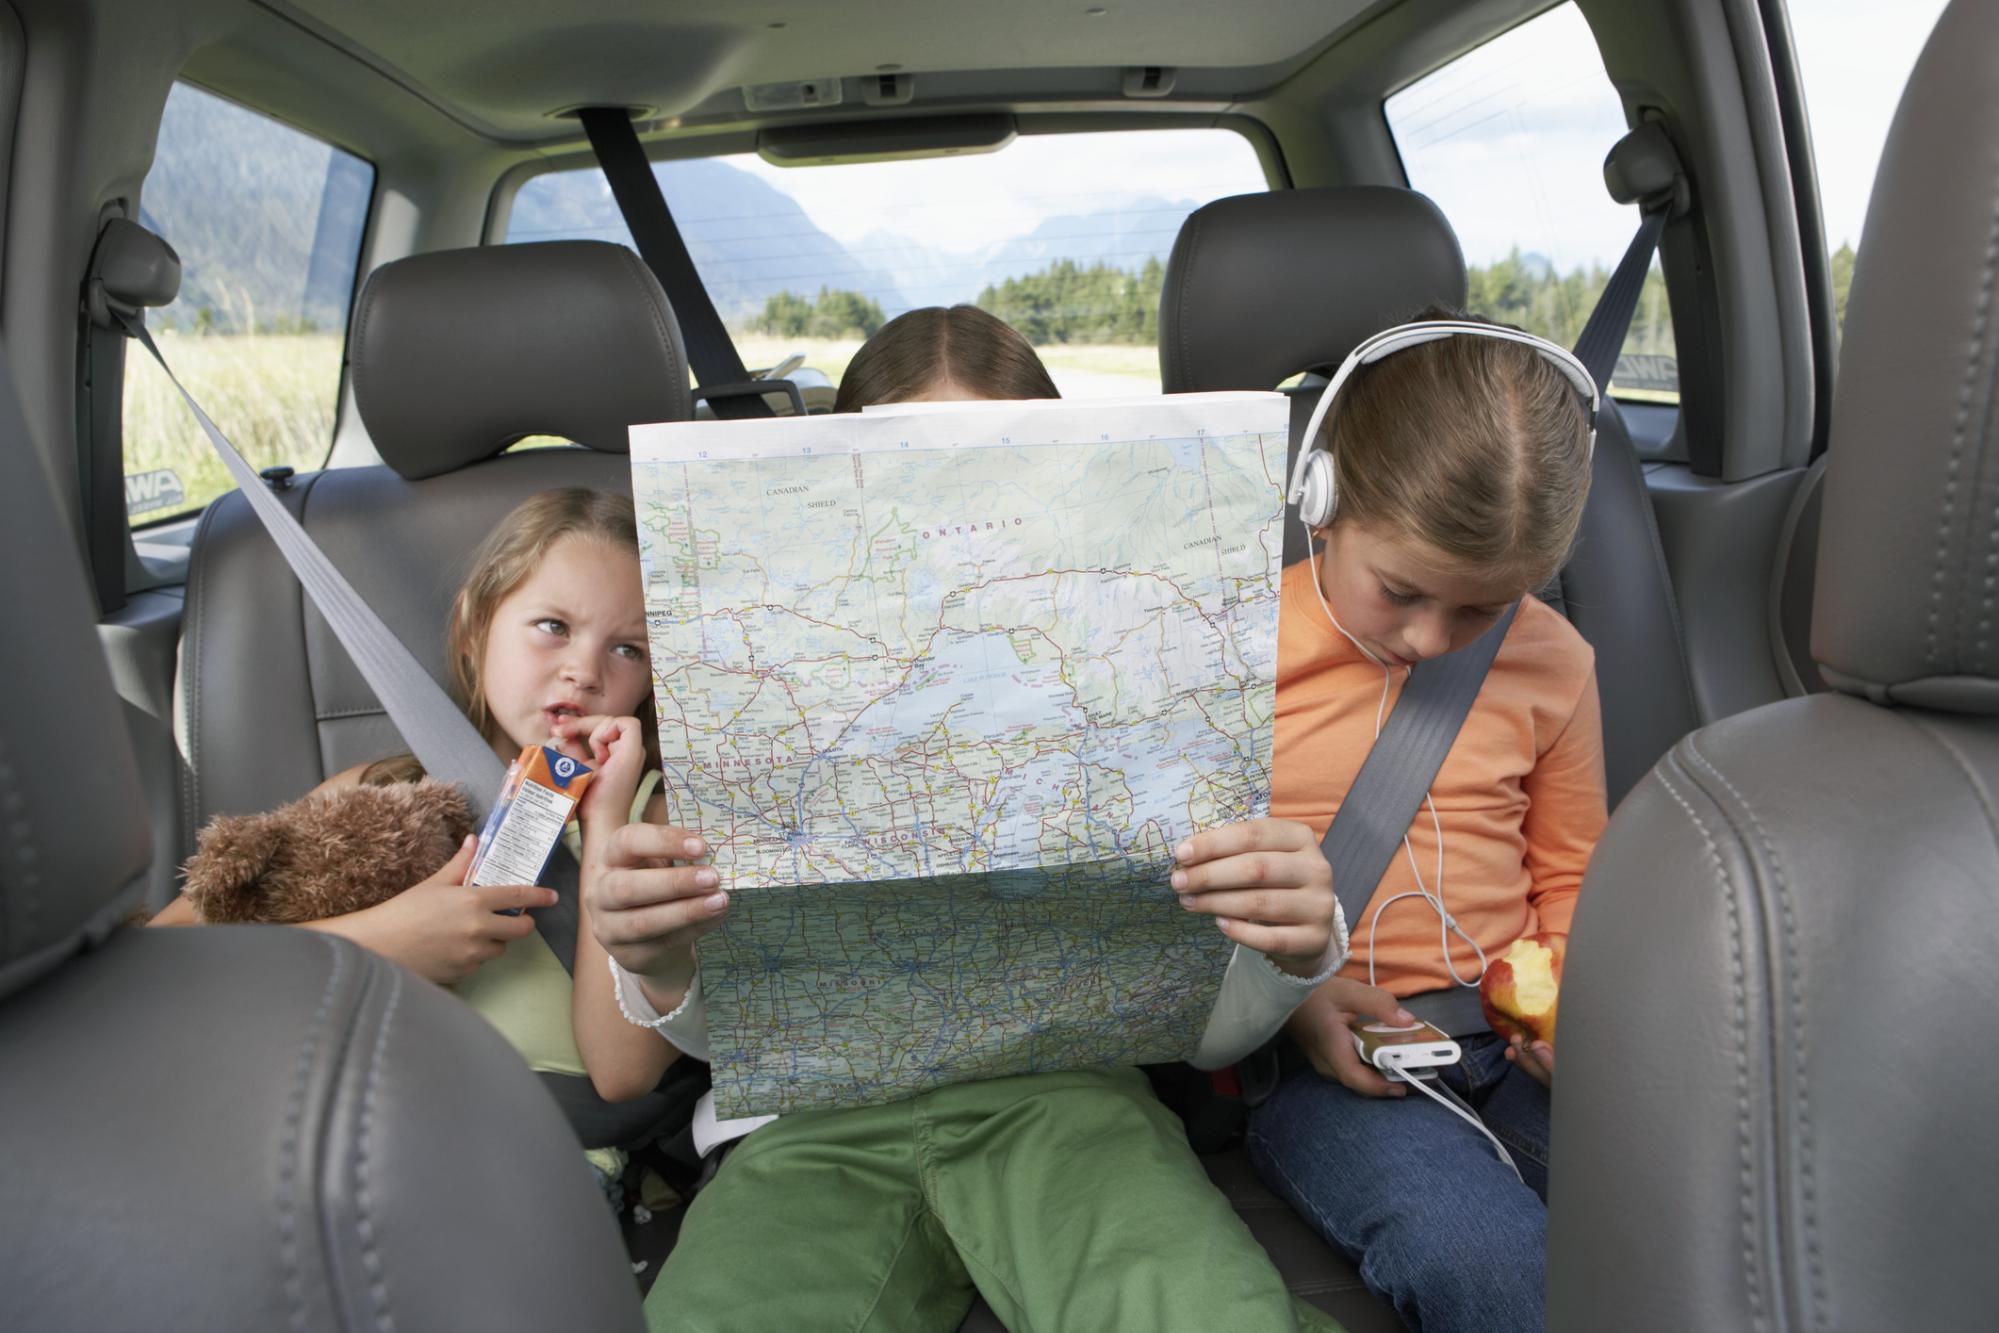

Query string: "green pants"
[[647, 1066, 1341, 1332]]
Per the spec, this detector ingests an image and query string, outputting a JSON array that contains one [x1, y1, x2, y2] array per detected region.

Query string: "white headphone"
[[1285, 320, 1601, 531]]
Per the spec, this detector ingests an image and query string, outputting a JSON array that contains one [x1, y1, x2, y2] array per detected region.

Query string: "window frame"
[[122, 77, 380, 533], [1375, 3, 1680, 417]]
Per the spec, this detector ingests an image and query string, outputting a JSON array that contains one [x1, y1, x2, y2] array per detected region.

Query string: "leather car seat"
[[177, 240, 691, 843], [1547, 0, 1999, 1325], [1160, 186, 1699, 805], [0, 352, 645, 1330]]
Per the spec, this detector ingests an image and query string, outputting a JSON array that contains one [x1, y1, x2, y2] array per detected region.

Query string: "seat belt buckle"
[[695, 378, 806, 418]]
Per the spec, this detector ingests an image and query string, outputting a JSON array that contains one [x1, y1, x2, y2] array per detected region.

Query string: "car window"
[[122, 82, 373, 525], [503, 129, 1268, 398], [1384, 4, 1677, 404], [1785, 0, 1950, 338]]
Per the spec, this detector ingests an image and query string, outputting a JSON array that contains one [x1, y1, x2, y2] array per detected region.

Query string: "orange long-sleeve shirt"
[[1270, 561, 1607, 998]]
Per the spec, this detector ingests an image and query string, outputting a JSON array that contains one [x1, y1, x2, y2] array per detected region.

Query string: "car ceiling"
[[256, 0, 1384, 142]]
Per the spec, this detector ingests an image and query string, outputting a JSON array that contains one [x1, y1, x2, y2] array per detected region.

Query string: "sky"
[[720, 0, 1950, 275], [727, 128, 1267, 256]]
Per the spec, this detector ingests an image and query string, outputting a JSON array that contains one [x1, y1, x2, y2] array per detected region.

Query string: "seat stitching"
[[354, 965, 405, 1332], [1286, 1277, 1371, 1294], [182, 499, 222, 841], [316, 705, 389, 722], [290, 474, 334, 782], [1686, 738, 1824, 1330], [612, 246, 689, 419], [279, 937, 348, 1332], [349, 274, 381, 456], [1902, 715, 1999, 854], [1654, 761, 1767, 1333], [1930, 149, 1999, 669], [1173, 211, 1203, 392]]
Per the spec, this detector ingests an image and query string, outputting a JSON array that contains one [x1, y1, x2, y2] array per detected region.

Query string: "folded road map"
[[630, 393, 1287, 1116]]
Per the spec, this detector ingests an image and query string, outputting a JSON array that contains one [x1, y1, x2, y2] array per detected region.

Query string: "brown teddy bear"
[[182, 779, 475, 924]]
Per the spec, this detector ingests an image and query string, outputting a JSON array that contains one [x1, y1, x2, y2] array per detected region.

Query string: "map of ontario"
[[630, 394, 1288, 1116]]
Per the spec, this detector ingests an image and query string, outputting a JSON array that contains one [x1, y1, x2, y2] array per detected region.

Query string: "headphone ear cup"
[[1296, 450, 1338, 530]]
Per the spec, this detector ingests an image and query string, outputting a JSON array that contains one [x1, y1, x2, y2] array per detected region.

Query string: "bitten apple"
[[1480, 932, 1565, 1047]]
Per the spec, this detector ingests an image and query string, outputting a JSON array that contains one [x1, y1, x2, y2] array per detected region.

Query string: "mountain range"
[[141, 83, 1205, 333]]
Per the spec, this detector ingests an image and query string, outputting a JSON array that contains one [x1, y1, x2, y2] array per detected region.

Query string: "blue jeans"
[[1247, 1034, 1551, 1333]]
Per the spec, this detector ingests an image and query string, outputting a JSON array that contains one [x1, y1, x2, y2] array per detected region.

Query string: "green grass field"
[[123, 331, 343, 518], [122, 328, 1677, 525], [122, 333, 1165, 522]]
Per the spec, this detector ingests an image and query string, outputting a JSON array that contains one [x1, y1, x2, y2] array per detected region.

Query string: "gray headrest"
[[351, 241, 692, 480], [0, 356, 151, 998], [1159, 187, 1466, 392], [1811, 0, 1999, 714]]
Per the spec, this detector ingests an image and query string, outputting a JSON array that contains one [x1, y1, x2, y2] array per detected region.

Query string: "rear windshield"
[[503, 129, 1270, 398]]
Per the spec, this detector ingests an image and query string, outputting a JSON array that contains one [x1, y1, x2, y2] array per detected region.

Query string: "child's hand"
[[1170, 818, 1338, 976], [1505, 1036, 1555, 1088], [583, 820, 727, 980], [1286, 976, 1419, 1099], [559, 714, 645, 831], [554, 714, 727, 980], [344, 835, 555, 983], [548, 713, 614, 765]]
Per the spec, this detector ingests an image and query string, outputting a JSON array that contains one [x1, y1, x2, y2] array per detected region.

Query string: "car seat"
[[177, 239, 690, 842], [0, 348, 646, 1331], [1547, 0, 1999, 1324]]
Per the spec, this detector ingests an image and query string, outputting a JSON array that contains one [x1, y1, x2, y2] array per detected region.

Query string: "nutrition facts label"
[[469, 778, 574, 887]]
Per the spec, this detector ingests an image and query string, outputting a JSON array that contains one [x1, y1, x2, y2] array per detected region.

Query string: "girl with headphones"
[[1213, 306, 1606, 1332]]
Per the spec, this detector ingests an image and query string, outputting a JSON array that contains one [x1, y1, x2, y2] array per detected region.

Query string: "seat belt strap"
[[1324, 604, 1517, 939], [118, 314, 586, 972], [1573, 204, 1668, 395], [575, 107, 772, 421], [1317, 605, 1515, 1040]]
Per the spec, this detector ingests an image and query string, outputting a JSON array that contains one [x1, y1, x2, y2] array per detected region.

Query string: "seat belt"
[[575, 107, 777, 422], [1572, 205, 1668, 394], [1320, 605, 1517, 1038], [114, 310, 594, 962]]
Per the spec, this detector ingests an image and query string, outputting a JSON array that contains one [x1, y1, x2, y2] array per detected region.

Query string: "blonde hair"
[[834, 305, 1060, 412], [1324, 307, 1593, 592], [362, 488, 660, 785]]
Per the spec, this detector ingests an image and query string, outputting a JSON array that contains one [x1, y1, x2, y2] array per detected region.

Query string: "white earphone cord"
[[1386, 1062, 1522, 1182], [1304, 521, 1489, 992]]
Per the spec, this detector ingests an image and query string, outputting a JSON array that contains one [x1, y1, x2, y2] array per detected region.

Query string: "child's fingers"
[[416, 836, 479, 888], [1213, 917, 1326, 960], [1346, 985, 1417, 1029], [1172, 818, 1311, 869], [470, 883, 559, 915], [602, 821, 709, 870], [592, 862, 721, 914], [595, 891, 729, 950], [478, 908, 542, 943], [1176, 882, 1327, 925], [585, 715, 630, 764], [1324, 1021, 1406, 1098], [577, 724, 650, 825]]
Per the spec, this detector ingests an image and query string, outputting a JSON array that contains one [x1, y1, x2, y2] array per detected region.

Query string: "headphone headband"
[[1283, 320, 1601, 511]]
